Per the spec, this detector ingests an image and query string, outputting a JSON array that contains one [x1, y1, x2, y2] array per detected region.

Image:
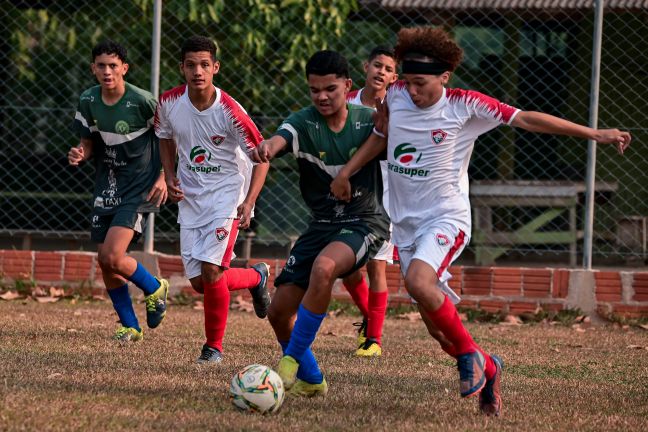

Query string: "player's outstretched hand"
[[594, 129, 632, 155], [373, 98, 389, 137], [147, 174, 168, 207], [68, 146, 85, 166], [165, 175, 184, 202], [236, 201, 253, 229], [254, 141, 272, 163], [331, 174, 352, 203]]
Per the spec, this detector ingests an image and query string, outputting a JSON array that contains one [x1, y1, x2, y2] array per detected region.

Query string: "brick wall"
[[1, 250, 646, 318]]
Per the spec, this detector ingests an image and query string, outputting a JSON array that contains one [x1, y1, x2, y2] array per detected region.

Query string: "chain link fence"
[[2, 0, 647, 266]]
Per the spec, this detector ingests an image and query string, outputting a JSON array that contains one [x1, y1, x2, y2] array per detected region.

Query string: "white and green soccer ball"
[[230, 364, 285, 414]]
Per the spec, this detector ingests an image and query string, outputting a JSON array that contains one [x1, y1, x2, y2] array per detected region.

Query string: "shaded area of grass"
[[0, 301, 647, 431]]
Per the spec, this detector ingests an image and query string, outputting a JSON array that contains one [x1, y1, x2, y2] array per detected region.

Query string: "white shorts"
[[180, 218, 240, 279], [371, 239, 395, 263], [398, 222, 467, 305]]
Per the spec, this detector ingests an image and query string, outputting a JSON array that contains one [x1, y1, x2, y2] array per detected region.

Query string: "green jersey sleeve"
[[71, 88, 97, 140]]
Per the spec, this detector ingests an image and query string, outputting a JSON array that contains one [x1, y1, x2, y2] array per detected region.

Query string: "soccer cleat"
[[289, 378, 328, 397], [457, 350, 487, 398], [250, 262, 271, 319], [145, 278, 169, 329], [276, 355, 299, 390], [479, 355, 504, 416], [355, 338, 382, 357], [353, 318, 368, 347], [197, 344, 223, 364], [113, 326, 143, 342]]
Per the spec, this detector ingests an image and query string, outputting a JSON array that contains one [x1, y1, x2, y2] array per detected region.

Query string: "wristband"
[[373, 127, 386, 138]]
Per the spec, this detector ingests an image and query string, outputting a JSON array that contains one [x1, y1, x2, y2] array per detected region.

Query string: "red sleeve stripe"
[[447, 88, 518, 124], [346, 89, 359, 102], [154, 84, 186, 132], [391, 80, 407, 90], [220, 91, 263, 151]]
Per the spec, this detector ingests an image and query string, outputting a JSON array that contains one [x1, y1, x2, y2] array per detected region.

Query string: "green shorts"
[[90, 207, 145, 244], [274, 221, 385, 290]]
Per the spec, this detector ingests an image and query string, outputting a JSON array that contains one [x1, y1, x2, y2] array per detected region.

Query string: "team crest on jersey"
[[211, 135, 225, 146], [393, 143, 422, 166], [436, 233, 450, 246], [431, 129, 447, 144], [215, 227, 229, 242], [115, 120, 130, 134], [190, 145, 212, 164], [286, 255, 296, 267]]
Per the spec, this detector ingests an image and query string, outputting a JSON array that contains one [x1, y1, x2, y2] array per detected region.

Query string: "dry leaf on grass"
[[395, 312, 421, 321], [73, 311, 82, 316], [47, 373, 62, 379], [626, 345, 648, 350], [639, 324, 648, 331], [49, 287, 65, 297], [458, 312, 468, 321], [31, 286, 47, 297], [500, 315, 523, 326], [328, 309, 343, 317], [91, 295, 108, 302], [35, 296, 60, 303], [192, 301, 204, 310], [230, 295, 254, 313], [0, 291, 21, 301], [321, 330, 338, 337]]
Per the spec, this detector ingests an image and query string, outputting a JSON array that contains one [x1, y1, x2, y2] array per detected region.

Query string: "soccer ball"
[[230, 364, 285, 414]]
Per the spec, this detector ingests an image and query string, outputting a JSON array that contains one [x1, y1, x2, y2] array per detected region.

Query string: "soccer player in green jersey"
[[68, 40, 169, 343], [253, 50, 390, 396]]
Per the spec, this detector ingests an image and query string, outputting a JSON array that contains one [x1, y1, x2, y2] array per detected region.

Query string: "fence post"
[[583, 0, 605, 270], [144, 0, 163, 254]]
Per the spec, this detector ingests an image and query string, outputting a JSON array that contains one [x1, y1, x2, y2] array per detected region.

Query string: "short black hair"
[[367, 45, 395, 62], [305, 50, 349, 79], [181, 36, 218, 62], [92, 40, 127, 63]]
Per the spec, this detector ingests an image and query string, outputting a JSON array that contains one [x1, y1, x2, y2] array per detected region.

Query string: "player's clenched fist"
[[68, 145, 85, 166]]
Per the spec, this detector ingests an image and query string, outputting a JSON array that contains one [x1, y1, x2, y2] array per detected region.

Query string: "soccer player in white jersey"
[[343, 46, 398, 357], [155, 36, 271, 364], [331, 27, 631, 417]]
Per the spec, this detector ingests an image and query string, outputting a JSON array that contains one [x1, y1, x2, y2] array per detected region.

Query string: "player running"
[[343, 45, 398, 357], [156, 36, 271, 364], [68, 40, 169, 343], [252, 50, 390, 396], [331, 27, 631, 416]]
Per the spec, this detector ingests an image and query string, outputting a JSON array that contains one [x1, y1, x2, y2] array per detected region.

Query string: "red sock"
[[223, 267, 261, 291], [343, 277, 369, 318], [426, 296, 495, 379], [203, 276, 230, 352], [367, 291, 388, 345]]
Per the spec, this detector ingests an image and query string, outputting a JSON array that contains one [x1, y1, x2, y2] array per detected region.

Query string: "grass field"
[[1, 300, 647, 431]]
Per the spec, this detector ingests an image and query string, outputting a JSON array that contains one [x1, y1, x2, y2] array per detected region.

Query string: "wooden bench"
[[470, 180, 618, 266]]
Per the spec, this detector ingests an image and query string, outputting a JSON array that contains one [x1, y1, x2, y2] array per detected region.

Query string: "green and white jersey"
[[71, 82, 161, 215], [275, 104, 389, 236]]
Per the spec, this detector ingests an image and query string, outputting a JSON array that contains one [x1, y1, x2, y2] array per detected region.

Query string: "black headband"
[[401, 59, 451, 75]]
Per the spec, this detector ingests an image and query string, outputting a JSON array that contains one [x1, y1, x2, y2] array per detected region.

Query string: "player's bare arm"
[[330, 131, 387, 202], [160, 138, 184, 202], [252, 135, 288, 163], [67, 138, 93, 166], [512, 111, 632, 155], [237, 162, 270, 229]]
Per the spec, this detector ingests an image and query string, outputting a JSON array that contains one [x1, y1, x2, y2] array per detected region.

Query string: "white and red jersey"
[[385, 84, 520, 247], [346, 88, 391, 217], [155, 84, 262, 228]]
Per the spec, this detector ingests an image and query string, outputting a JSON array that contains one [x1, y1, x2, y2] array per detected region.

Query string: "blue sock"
[[285, 304, 326, 364], [107, 284, 140, 331], [127, 262, 160, 296], [279, 340, 323, 384]]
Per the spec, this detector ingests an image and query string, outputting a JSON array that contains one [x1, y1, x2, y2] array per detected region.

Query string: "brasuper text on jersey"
[[387, 142, 431, 178]]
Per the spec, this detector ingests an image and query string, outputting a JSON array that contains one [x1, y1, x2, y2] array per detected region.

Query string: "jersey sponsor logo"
[[186, 145, 221, 173], [125, 101, 139, 108], [305, 119, 320, 129], [387, 162, 431, 178], [215, 227, 229, 242], [211, 135, 225, 146], [339, 228, 354, 235], [431, 129, 448, 144], [393, 143, 422, 165], [436, 233, 450, 246], [348, 147, 357, 158], [115, 120, 130, 134], [319, 151, 326, 160]]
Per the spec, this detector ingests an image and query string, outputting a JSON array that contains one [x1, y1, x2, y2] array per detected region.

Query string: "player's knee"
[[310, 258, 336, 287], [190, 279, 204, 294], [201, 263, 224, 284], [97, 251, 121, 273], [367, 260, 386, 280]]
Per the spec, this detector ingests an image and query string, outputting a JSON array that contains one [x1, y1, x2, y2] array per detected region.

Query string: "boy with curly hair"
[[331, 27, 631, 416]]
